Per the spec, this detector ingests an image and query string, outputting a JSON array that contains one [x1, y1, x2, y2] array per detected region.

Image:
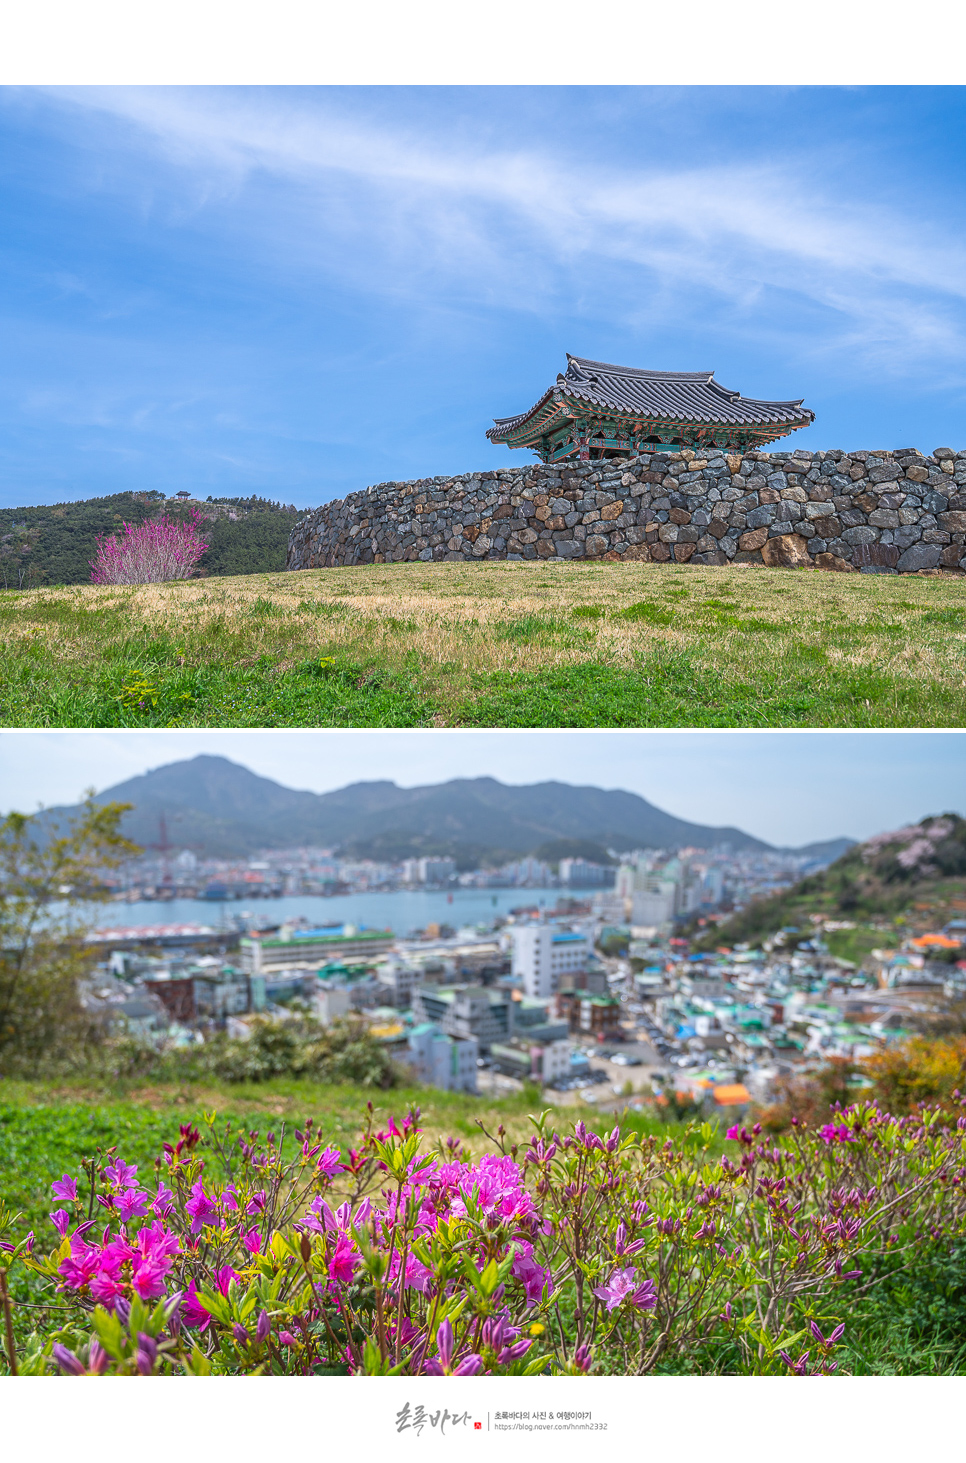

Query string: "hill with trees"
[[0, 493, 302, 588], [697, 813, 966, 949]]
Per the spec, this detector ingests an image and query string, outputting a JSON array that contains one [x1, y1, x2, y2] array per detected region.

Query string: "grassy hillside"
[[1, 559, 965, 727], [0, 493, 301, 588], [699, 814, 966, 948]]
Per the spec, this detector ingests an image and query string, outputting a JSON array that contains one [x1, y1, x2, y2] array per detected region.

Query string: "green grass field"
[[2, 560, 965, 727]]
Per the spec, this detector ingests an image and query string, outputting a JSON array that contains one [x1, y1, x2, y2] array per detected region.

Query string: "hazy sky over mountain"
[[1, 730, 962, 847], [3, 86, 966, 509]]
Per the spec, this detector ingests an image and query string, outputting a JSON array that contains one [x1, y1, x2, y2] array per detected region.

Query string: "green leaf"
[[183, 1345, 212, 1376], [92, 1306, 125, 1361], [127, 1293, 149, 1337], [196, 1287, 232, 1325]]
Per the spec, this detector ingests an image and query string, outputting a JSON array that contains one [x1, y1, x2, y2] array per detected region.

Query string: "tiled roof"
[[488, 354, 813, 438]]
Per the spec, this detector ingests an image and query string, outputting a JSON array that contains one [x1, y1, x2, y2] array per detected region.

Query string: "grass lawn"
[[2, 560, 965, 727]]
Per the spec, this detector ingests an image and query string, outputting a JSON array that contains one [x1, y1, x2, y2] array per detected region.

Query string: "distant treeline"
[[0, 492, 303, 587]]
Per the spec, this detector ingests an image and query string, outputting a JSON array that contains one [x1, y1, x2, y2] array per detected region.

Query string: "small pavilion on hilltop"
[[486, 355, 814, 464]]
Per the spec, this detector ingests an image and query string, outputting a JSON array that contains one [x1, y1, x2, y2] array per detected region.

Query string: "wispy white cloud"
[[19, 84, 966, 378]]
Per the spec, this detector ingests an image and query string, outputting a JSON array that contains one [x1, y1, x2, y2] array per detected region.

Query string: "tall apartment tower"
[[510, 926, 591, 1001]]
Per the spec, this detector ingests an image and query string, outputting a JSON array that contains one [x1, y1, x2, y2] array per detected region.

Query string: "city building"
[[375, 956, 417, 1009], [512, 994, 570, 1045], [510, 926, 593, 1001], [554, 991, 623, 1040], [406, 1023, 478, 1093], [401, 857, 457, 885], [239, 925, 394, 975], [314, 984, 351, 1025], [592, 890, 628, 924], [558, 858, 613, 887], [411, 984, 514, 1052]]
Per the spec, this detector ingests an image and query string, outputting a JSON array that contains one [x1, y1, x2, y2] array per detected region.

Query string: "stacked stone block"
[[287, 447, 966, 575]]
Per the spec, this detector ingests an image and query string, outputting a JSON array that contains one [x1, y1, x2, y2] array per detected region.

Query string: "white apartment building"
[[630, 878, 677, 927], [375, 957, 417, 1009], [510, 926, 592, 1001], [314, 984, 350, 1025], [407, 1024, 478, 1093], [417, 857, 457, 884], [538, 1038, 572, 1085], [592, 891, 628, 924], [559, 858, 611, 887], [615, 858, 680, 927]]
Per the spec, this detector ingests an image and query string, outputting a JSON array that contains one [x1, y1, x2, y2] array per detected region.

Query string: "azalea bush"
[[2, 1095, 966, 1378], [89, 511, 208, 585]]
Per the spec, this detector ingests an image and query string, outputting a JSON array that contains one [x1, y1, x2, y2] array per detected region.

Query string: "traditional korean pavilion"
[[486, 354, 814, 463]]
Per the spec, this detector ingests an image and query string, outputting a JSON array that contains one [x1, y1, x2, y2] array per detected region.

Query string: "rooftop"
[[256, 928, 392, 948], [488, 354, 813, 454]]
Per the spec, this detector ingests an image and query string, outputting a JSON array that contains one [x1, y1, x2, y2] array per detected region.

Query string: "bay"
[[93, 887, 604, 939]]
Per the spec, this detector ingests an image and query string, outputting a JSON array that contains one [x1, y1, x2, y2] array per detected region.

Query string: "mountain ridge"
[[30, 755, 855, 864]]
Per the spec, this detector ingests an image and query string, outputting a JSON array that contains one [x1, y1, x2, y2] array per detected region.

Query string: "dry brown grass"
[[7, 559, 966, 675], [3, 559, 965, 725]]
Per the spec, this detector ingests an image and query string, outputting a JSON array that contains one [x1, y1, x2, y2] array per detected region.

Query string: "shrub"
[[3, 1095, 966, 1377], [759, 1041, 966, 1129], [164, 1015, 399, 1089], [89, 511, 207, 585]]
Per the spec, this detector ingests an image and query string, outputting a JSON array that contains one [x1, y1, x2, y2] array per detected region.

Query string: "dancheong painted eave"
[[486, 354, 815, 463]]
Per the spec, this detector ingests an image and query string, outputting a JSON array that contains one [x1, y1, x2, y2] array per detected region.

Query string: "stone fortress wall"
[[286, 446, 966, 575]]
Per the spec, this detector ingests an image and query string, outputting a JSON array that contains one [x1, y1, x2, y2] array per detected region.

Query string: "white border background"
[[2, 0, 965, 1443], [3, 0, 965, 85]]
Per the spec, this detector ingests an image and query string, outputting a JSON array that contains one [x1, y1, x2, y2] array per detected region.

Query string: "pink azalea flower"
[[185, 1181, 219, 1234], [152, 1182, 175, 1219], [246, 1190, 267, 1216], [58, 1248, 100, 1290], [215, 1264, 240, 1295], [49, 1209, 71, 1237], [375, 1116, 403, 1141], [329, 1235, 358, 1285], [116, 1188, 151, 1224], [819, 1124, 856, 1146], [51, 1174, 78, 1204], [242, 1227, 262, 1254], [317, 1146, 344, 1179], [104, 1159, 139, 1190], [90, 1271, 128, 1307], [511, 1244, 552, 1305], [592, 1267, 658, 1313], [182, 1282, 212, 1331], [137, 1221, 180, 1262], [97, 1237, 137, 1276]]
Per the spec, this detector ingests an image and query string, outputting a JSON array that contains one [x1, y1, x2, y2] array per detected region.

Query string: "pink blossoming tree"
[[89, 511, 208, 585]]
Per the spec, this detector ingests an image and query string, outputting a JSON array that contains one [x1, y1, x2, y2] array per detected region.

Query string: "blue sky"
[[1, 730, 963, 847], [2, 85, 966, 511]]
